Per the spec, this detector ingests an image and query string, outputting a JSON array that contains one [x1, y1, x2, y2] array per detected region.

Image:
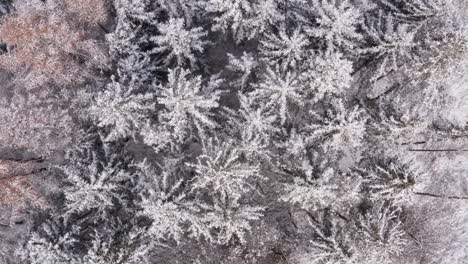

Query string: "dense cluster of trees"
[[0, 0, 466, 263]]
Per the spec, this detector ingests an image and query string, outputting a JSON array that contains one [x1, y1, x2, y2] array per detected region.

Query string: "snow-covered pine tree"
[[188, 137, 264, 244], [300, 210, 357, 264], [19, 236, 74, 264], [355, 201, 408, 262], [136, 155, 213, 244], [189, 137, 261, 201], [379, 0, 449, 21], [292, 199, 409, 264], [58, 142, 132, 220], [260, 27, 310, 71], [352, 158, 419, 204], [231, 93, 276, 160], [205, 0, 283, 42], [151, 18, 208, 67], [300, 0, 363, 52], [252, 66, 304, 125], [281, 165, 361, 212], [279, 130, 362, 211], [307, 99, 368, 152], [373, 103, 431, 146], [142, 68, 223, 149], [228, 92, 277, 140], [300, 52, 354, 102], [87, 78, 156, 142], [227, 52, 258, 90], [20, 214, 149, 264], [156, 0, 202, 25], [361, 12, 419, 81], [81, 230, 150, 264], [108, 0, 163, 87], [200, 198, 264, 245]]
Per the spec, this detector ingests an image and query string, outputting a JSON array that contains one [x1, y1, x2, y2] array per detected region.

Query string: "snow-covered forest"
[[0, 0, 467, 263]]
